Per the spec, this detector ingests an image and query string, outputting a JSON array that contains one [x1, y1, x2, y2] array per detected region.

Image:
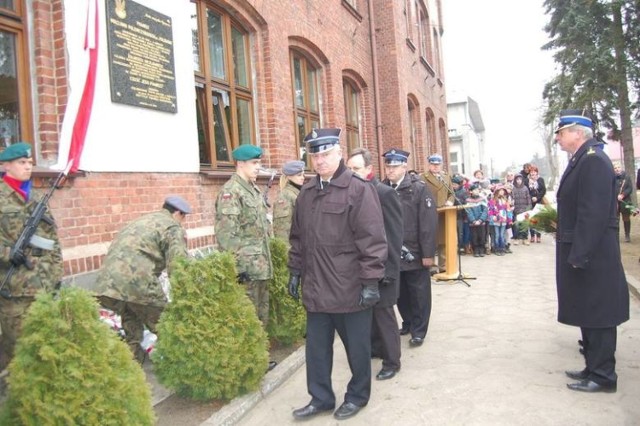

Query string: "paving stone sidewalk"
[[214, 238, 640, 425]]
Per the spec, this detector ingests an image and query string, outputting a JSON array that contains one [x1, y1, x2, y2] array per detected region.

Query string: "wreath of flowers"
[[517, 205, 558, 234]]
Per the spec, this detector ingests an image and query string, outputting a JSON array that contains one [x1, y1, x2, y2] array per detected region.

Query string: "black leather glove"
[[379, 277, 395, 287], [288, 274, 301, 300], [237, 271, 250, 283], [9, 247, 28, 267], [358, 281, 380, 308]]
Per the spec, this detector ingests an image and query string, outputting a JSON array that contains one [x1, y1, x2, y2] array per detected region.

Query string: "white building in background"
[[447, 92, 487, 177]]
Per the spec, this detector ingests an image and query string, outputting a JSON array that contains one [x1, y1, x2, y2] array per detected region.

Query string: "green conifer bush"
[[267, 238, 306, 345], [153, 252, 268, 400], [0, 287, 155, 425]]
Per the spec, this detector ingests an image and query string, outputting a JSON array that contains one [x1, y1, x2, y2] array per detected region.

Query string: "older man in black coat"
[[347, 148, 403, 381], [288, 129, 387, 420], [554, 110, 629, 393]]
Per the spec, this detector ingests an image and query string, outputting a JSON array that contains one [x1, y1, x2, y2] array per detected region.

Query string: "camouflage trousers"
[[98, 296, 164, 364], [0, 296, 34, 370], [244, 280, 269, 328]]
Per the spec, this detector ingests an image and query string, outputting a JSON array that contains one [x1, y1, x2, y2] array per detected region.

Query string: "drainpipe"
[[368, 0, 385, 177]]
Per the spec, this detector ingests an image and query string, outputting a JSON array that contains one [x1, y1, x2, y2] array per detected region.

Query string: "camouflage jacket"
[[0, 181, 63, 297], [215, 173, 273, 280], [95, 210, 188, 306], [272, 182, 300, 241]]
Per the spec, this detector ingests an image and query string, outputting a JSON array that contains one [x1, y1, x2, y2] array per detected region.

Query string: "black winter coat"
[[288, 162, 387, 313], [373, 178, 403, 307], [383, 174, 437, 272], [555, 138, 629, 327]]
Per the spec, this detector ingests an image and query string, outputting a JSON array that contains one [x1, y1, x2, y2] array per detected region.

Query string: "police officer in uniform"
[[554, 110, 629, 393], [347, 148, 403, 380], [383, 149, 437, 347], [96, 196, 191, 363], [272, 160, 305, 241], [215, 144, 273, 327], [0, 143, 63, 370], [288, 129, 387, 420], [422, 154, 453, 271]]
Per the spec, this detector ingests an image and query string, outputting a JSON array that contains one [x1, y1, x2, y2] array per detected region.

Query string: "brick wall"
[[28, 0, 448, 279]]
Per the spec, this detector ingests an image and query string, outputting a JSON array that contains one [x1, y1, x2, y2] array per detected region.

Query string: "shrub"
[[267, 238, 306, 346], [153, 251, 268, 400], [0, 287, 154, 425]]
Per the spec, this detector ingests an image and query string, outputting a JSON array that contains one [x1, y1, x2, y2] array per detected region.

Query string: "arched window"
[[343, 79, 361, 153], [0, 1, 33, 152], [191, 2, 255, 168], [425, 108, 436, 154], [290, 50, 320, 165]]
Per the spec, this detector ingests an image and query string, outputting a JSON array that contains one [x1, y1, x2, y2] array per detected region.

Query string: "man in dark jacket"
[[382, 148, 437, 348], [288, 129, 387, 420], [347, 148, 403, 381], [554, 109, 629, 393]]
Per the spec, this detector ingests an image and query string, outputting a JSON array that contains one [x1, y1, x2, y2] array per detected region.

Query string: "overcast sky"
[[442, 0, 557, 173]]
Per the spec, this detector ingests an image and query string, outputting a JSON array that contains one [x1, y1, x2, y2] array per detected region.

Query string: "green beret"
[[0, 142, 32, 162], [232, 144, 263, 161]]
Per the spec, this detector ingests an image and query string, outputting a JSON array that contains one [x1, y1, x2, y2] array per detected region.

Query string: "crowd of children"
[[451, 164, 546, 258]]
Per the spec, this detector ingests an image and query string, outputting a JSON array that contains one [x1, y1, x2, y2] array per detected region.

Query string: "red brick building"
[[0, 0, 448, 281]]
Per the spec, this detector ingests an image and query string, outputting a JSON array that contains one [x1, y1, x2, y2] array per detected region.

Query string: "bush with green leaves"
[[0, 287, 154, 425], [267, 238, 306, 345], [153, 251, 268, 400]]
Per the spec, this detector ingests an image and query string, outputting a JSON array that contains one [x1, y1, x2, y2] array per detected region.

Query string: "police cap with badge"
[[0, 142, 32, 162], [304, 128, 341, 154], [427, 154, 443, 165], [382, 148, 410, 165], [554, 109, 593, 134]]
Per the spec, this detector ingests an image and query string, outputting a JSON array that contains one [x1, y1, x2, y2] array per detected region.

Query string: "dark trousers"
[[305, 309, 372, 408], [371, 305, 401, 370], [397, 268, 431, 339], [470, 225, 486, 250], [580, 326, 618, 385]]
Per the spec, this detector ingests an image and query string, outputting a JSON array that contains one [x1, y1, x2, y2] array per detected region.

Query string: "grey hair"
[[348, 147, 372, 167], [574, 124, 593, 139]]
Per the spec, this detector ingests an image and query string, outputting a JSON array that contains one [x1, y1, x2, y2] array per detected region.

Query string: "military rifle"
[[0, 161, 72, 299], [259, 167, 278, 208]]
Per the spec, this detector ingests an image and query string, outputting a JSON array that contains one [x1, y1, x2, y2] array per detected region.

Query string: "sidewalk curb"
[[201, 345, 306, 425]]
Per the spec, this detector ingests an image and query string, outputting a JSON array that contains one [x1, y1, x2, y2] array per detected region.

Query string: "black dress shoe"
[[409, 337, 424, 347], [565, 369, 588, 380], [399, 327, 410, 336], [333, 401, 364, 420], [376, 368, 399, 380], [267, 361, 278, 371], [292, 403, 334, 419], [567, 379, 616, 393]]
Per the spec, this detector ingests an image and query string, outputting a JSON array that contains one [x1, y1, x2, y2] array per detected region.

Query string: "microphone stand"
[[435, 176, 475, 287]]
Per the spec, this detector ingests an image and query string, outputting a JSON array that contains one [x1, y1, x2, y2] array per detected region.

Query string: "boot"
[[465, 243, 473, 255], [473, 249, 480, 258], [624, 221, 631, 242]]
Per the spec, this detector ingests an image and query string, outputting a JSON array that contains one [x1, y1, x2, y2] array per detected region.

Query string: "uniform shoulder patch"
[[220, 193, 233, 201], [587, 147, 595, 155]]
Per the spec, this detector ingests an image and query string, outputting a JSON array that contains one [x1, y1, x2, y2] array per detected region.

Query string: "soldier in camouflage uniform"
[[95, 196, 191, 363], [0, 143, 63, 370], [215, 144, 273, 327], [273, 160, 305, 241]]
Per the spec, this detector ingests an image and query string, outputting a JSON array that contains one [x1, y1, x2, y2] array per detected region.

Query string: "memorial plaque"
[[105, 0, 177, 113]]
